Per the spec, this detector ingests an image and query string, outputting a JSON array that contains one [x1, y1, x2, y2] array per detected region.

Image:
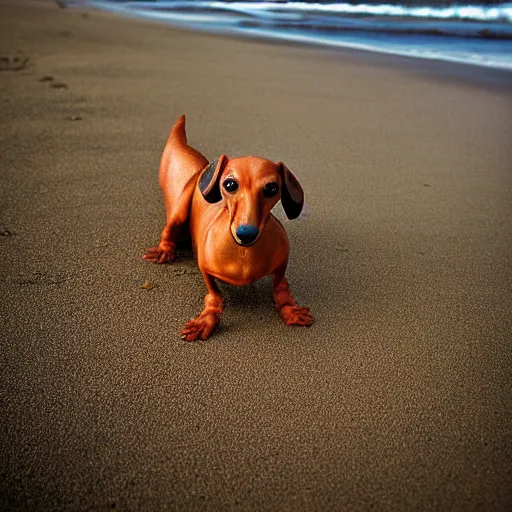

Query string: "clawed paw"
[[143, 246, 176, 264], [280, 305, 313, 327], [180, 314, 219, 342]]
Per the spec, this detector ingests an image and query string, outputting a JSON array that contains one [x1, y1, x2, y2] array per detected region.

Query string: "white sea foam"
[[210, 2, 512, 23]]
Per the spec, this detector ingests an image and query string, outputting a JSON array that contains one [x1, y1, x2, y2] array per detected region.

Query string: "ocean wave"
[[81, 1, 512, 70], [121, 1, 512, 23]]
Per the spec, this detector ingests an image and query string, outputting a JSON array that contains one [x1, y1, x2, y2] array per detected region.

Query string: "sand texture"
[[1, 0, 512, 510]]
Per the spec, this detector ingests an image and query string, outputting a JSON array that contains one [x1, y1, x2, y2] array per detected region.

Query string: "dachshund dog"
[[144, 115, 312, 341]]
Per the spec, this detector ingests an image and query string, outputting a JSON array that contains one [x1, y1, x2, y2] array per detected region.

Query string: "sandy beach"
[[1, 0, 511, 509]]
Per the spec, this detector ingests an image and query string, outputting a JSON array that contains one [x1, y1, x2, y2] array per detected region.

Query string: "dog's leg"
[[144, 222, 180, 264], [273, 265, 313, 327], [181, 273, 224, 341], [144, 177, 196, 264]]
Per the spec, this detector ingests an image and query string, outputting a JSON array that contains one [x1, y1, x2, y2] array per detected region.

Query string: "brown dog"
[[144, 115, 312, 341]]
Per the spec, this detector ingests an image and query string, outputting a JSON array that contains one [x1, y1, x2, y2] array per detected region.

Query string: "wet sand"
[[1, 0, 511, 510]]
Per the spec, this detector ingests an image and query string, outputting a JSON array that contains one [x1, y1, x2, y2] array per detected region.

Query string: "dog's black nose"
[[236, 224, 259, 245]]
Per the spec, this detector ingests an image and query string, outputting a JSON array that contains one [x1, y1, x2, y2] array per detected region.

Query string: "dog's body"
[[145, 116, 312, 341]]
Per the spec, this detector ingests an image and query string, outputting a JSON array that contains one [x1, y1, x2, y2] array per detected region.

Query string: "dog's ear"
[[278, 162, 304, 220], [198, 155, 228, 203]]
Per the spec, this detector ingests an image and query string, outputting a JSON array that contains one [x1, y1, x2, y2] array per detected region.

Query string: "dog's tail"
[[159, 115, 208, 190], [167, 115, 187, 146], [165, 115, 207, 169]]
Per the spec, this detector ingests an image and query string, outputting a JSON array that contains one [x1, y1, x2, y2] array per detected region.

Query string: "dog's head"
[[198, 155, 304, 246]]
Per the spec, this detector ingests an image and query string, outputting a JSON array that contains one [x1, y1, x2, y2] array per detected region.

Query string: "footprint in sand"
[[0, 56, 29, 72], [38, 73, 82, 119], [38, 75, 69, 90]]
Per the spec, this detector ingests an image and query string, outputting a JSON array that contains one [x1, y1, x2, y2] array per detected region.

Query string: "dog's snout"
[[236, 224, 259, 245]]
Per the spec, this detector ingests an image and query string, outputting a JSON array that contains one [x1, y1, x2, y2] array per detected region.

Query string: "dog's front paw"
[[280, 305, 313, 327], [143, 245, 176, 264], [181, 313, 219, 342]]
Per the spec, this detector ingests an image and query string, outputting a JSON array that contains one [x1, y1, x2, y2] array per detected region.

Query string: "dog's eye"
[[223, 178, 238, 193], [263, 182, 279, 198]]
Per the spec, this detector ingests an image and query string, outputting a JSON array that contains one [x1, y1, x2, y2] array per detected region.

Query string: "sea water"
[[78, 1, 512, 71]]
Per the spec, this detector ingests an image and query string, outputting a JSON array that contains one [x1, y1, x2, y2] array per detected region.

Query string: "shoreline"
[[70, 1, 512, 87], [78, 0, 512, 72]]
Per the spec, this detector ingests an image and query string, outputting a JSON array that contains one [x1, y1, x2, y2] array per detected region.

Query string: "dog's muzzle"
[[235, 224, 259, 246]]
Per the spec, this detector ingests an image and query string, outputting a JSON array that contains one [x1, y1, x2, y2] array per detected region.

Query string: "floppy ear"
[[278, 162, 304, 220], [198, 155, 228, 203]]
